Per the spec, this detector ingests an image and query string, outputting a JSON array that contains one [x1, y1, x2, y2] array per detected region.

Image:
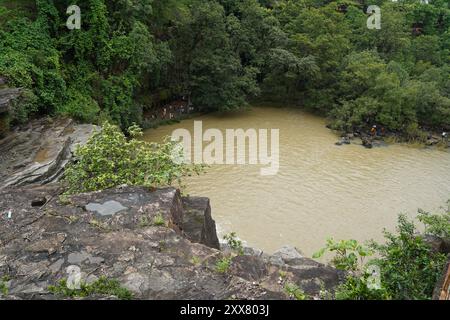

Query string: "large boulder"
[[0, 185, 342, 300], [182, 197, 220, 249], [0, 118, 98, 189]]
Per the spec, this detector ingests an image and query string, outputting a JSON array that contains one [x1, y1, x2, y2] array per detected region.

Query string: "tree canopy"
[[1, 0, 449, 135]]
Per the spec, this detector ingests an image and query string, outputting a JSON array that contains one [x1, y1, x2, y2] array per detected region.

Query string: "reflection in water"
[[144, 107, 450, 256]]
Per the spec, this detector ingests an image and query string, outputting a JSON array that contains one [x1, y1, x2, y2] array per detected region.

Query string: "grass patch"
[[284, 282, 308, 300], [223, 232, 244, 255], [0, 275, 10, 296], [153, 213, 165, 226], [190, 256, 201, 266], [215, 257, 232, 274], [48, 276, 133, 300]]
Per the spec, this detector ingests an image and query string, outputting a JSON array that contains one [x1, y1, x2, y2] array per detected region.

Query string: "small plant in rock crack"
[[284, 282, 308, 300], [58, 194, 73, 205], [190, 256, 202, 266], [313, 238, 373, 271], [0, 275, 10, 296], [215, 257, 232, 274], [153, 213, 165, 226], [223, 232, 244, 255], [48, 277, 133, 300]]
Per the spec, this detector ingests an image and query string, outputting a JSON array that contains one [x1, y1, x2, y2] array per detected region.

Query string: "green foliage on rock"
[[1, 0, 450, 134], [63, 121, 203, 194], [371, 215, 447, 300], [334, 272, 391, 300], [313, 238, 373, 271], [317, 210, 448, 300], [284, 282, 308, 300], [48, 276, 133, 300], [223, 232, 244, 255]]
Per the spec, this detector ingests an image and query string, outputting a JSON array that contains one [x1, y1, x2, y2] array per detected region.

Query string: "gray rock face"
[[0, 118, 98, 189], [423, 234, 450, 255], [0, 87, 21, 138], [0, 88, 21, 114], [0, 185, 343, 300]]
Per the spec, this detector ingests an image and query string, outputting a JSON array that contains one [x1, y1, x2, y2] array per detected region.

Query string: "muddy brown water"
[[143, 106, 450, 257]]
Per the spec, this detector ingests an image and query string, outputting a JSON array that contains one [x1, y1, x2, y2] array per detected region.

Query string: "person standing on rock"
[[370, 125, 377, 137]]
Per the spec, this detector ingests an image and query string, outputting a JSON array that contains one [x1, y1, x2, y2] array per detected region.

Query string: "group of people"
[[149, 102, 195, 121]]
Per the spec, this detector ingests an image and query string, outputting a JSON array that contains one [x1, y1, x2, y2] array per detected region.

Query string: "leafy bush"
[[371, 215, 447, 300], [284, 282, 308, 300], [57, 88, 100, 123], [223, 232, 244, 255], [63, 122, 203, 194], [313, 238, 373, 271], [319, 212, 448, 300], [418, 203, 450, 239]]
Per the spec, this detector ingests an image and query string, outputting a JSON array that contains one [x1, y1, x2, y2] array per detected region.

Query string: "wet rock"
[[362, 137, 373, 149], [336, 136, 351, 146], [423, 235, 450, 255], [0, 118, 98, 190], [426, 136, 440, 146]]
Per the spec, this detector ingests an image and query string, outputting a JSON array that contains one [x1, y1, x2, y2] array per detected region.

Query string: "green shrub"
[[371, 215, 447, 300], [313, 239, 373, 271], [215, 257, 232, 274], [223, 232, 244, 255], [418, 203, 450, 239], [63, 122, 203, 194]]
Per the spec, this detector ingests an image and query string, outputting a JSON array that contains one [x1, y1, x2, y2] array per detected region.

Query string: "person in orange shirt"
[[370, 125, 377, 137]]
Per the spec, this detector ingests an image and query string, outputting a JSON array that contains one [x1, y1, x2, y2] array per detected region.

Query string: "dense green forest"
[[1, 0, 450, 135]]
